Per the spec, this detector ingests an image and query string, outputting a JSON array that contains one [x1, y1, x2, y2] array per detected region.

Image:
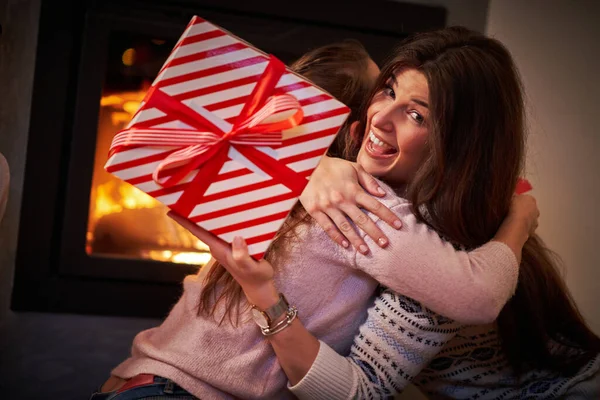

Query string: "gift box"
[[105, 16, 350, 259]]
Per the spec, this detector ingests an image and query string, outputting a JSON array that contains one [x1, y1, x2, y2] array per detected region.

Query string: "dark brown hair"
[[198, 40, 377, 324], [347, 26, 600, 375], [292, 39, 375, 158]]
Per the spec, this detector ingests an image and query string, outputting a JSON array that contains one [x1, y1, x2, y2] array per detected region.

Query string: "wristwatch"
[[250, 294, 290, 329]]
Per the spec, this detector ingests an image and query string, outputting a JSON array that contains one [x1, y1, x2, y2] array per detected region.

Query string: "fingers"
[[325, 207, 371, 254], [226, 236, 253, 276], [167, 211, 231, 261], [309, 210, 351, 249], [529, 195, 540, 234], [231, 236, 252, 264], [304, 180, 402, 252], [338, 203, 387, 252], [355, 163, 386, 197], [168, 214, 270, 291], [167, 210, 198, 232], [355, 191, 402, 230], [230, 237, 275, 289], [509, 194, 540, 236]]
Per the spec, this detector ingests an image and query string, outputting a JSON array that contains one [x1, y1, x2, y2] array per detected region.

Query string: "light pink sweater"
[[112, 184, 518, 399]]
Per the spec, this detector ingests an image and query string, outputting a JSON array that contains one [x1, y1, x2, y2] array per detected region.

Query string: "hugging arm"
[[351, 194, 537, 325], [303, 157, 538, 325], [302, 156, 535, 257]]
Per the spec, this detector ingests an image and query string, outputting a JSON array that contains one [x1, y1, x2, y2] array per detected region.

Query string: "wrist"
[[496, 214, 529, 245], [245, 281, 280, 310]]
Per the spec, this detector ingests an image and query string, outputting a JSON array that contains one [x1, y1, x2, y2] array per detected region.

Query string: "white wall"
[[486, 0, 600, 334]]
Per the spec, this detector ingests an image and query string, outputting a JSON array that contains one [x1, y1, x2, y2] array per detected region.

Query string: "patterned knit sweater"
[[112, 183, 519, 399], [290, 288, 600, 399]]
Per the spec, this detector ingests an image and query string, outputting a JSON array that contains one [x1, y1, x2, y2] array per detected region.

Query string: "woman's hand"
[[301, 155, 402, 254], [494, 193, 540, 264], [167, 211, 280, 309], [507, 194, 540, 237]]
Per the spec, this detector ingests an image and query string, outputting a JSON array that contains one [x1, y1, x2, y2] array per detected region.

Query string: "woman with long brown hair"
[[94, 39, 540, 399], [190, 28, 600, 398]]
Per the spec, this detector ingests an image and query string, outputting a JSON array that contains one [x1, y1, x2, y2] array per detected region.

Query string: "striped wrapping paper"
[[104, 16, 350, 259]]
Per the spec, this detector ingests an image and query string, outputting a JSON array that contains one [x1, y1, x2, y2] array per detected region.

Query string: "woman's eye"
[[409, 111, 425, 125], [383, 84, 395, 99]]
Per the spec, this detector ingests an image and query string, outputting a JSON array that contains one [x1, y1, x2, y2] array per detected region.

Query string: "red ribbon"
[[109, 55, 307, 217]]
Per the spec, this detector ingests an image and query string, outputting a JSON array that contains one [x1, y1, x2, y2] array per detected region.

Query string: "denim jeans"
[[89, 375, 197, 399]]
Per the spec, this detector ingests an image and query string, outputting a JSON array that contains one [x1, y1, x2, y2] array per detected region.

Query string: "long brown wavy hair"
[[347, 27, 600, 376], [197, 40, 376, 325]]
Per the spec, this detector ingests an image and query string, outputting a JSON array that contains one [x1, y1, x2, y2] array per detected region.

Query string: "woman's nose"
[[371, 104, 396, 133]]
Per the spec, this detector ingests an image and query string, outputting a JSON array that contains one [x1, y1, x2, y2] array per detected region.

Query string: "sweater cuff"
[[288, 341, 356, 400], [487, 240, 519, 291]]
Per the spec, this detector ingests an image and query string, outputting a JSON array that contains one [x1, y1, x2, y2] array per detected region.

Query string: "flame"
[[144, 250, 212, 265], [94, 183, 123, 220], [119, 184, 158, 210]]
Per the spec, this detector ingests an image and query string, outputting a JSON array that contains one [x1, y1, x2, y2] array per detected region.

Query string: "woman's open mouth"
[[365, 130, 398, 159]]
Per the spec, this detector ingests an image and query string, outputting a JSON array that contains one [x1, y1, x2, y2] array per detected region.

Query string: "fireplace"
[[12, 0, 445, 317]]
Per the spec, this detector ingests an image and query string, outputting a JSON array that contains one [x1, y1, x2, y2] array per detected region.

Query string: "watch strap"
[[262, 294, 290, 322]]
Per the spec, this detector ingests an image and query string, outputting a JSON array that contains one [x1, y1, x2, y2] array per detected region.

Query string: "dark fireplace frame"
[[12, 0, 445, 318]]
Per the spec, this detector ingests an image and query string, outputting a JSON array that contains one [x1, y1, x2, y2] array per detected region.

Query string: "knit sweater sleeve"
[[289, 288, 463, 399], [353, 202, 519, 325]]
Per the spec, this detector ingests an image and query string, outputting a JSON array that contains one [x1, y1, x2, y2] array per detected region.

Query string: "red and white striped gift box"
[[104, 16, 350, 259]]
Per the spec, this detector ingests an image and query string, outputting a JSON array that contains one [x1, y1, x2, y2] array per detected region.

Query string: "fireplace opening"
[[87, 31, 210, 266]]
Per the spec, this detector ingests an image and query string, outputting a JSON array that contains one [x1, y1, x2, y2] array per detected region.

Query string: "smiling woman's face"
[[357, 68, 430, 185]]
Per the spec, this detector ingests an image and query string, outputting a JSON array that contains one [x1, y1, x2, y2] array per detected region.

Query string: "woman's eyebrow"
[[412, 98, 429, 108]]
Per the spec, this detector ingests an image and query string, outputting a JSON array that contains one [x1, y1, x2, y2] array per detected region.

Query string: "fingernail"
[[342, 240, 350, 248], [377, 187, 385, 195], [378, 237, 387, 247], [233, 236, 243, 248], [393, 220, 402, 229], [359, 244, 369, 254]]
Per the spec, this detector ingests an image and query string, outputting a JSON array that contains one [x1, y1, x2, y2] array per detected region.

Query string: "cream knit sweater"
[[290, 289, 600, 399]]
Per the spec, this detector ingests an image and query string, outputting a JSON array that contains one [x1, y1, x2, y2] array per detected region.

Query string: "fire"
[[86, 90, 210, 266], [91, 179, 159, 222], [145, 250, 213, 265]]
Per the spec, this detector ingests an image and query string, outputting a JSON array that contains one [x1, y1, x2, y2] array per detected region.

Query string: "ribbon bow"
[[109, 55, 308, 217]]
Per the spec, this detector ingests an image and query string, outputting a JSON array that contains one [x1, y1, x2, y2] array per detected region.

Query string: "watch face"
[[251, 307, 270, 329]]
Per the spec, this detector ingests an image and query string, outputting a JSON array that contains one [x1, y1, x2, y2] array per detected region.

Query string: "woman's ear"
[[349, 121, 360, 141]]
